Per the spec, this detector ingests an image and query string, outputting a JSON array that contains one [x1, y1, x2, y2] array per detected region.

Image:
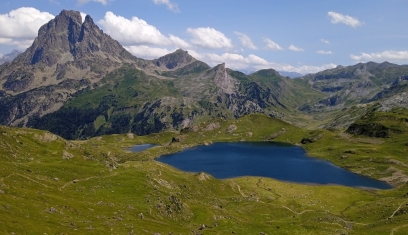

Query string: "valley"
[[1, 114, 408, 234]]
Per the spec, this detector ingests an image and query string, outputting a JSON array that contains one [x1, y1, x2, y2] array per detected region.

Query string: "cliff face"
[[0, 10, 139, 126], [15, 10, 135, 67]]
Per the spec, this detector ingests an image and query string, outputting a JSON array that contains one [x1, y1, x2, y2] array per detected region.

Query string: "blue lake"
[[156, 142, 392, 189]]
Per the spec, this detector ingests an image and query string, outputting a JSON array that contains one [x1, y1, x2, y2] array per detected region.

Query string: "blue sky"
[[0, 0, 407, 74]]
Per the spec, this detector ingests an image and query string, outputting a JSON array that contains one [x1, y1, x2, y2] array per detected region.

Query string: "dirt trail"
[[390, 224, 408, 235], [280, 205, 313, 215], [5, 173, 49, 188], [230, 181, 247, 197], [389, 199, 408, 219], [59, 172, 119, 191]]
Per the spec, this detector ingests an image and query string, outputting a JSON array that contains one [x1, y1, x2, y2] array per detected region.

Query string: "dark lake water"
[[156, 142, 392, 189], [130, 144, 155, 152]]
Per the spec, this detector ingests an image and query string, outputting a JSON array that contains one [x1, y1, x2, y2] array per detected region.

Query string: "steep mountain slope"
[[301, 62, 408, 110], [0, 10, 141, 127], [299, 62, 408, 128], [0, 50, 21, 64], [0, 10, 323, 139], [1, 9, 407, 139], [28, 49, 322, 139]]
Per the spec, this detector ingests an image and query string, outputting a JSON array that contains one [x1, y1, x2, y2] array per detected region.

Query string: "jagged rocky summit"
[[0, 10, 139, 126]]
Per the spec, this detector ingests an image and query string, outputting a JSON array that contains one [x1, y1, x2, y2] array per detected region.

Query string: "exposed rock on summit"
[[214, 63, 236, 94], [0, 10, 139, 126], [155, 49, 194, 70], [16, 10, 135, 67]]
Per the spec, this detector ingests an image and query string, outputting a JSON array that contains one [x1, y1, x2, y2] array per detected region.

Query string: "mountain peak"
[[0, 50, 21, 64], [16, 9, 135, 66], [155, 49, 194, 69], [252, 68, 279, 77], [58, 9, 82, 23]]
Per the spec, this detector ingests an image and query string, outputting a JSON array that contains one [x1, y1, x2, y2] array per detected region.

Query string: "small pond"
[[156, 142, 392, 189], [130, 144, 155, 152]]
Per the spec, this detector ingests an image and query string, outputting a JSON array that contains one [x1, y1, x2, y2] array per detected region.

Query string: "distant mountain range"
[[277, 71, 303, 78], [1, 10, 407, 139], [0, 50, 21, 64]]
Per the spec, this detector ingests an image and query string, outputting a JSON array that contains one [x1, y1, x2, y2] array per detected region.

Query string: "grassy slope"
[[1, 114, 408, 234]]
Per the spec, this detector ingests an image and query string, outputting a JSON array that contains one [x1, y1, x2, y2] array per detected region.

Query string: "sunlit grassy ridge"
[[1, 113, 408, 234]]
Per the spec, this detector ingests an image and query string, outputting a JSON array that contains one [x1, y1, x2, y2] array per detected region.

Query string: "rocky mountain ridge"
[[298, 62, 408, 128], [0, 10, 143, 126], [0, 50, 21, 64], [0, 10, 407, 139]]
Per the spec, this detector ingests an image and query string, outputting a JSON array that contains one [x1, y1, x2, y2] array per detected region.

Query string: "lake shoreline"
[[132, 141, 393, 189]]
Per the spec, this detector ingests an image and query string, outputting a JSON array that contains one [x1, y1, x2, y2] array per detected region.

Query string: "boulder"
[[346, 123, 390, 138], [226, 124, 237, 134], [301, 138, 314, 144]]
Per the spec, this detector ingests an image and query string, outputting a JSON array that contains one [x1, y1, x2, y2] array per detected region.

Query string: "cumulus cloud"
[[0, 38, 34, 49], [187, 50, 335, 74], [263, 38, 283, 50], [234, 32, 257, 50], [0, 7, 54, 39], [124, 45, 173, 59], [187, 27, 232, 49], [350, 50, 408, 63], [317, 50, 332, 55], [153, 0, 179, 13], [276, 63, 337, 74], [168, 34, 191, 49], [328, 11, 363, 28], [0, 7, 53, 50], [124, 44, 335, 74], [321, 39, 330, 44], [194, 52, 268, 70], [77, 0, 111, 5], [98, 11, 190, 48], [289, 44, 304, 52]]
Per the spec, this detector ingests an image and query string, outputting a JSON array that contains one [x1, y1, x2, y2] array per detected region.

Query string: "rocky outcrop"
[[300, 62, 408, 116], [155, 49, 194, 69], [346, 123, 390, 138], [392, 75, 408, 85], [226, 124, 237, 134], [214, 63, 236, 94], [265, 128, 286, 140], [0, 78, 90, 126], [3, 70, 35, 93]]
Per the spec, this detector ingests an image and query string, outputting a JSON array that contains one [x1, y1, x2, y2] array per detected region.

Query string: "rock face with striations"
[[214, 63, 236, 94]]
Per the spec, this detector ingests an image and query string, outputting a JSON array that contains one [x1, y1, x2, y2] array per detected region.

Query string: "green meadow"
[[1, 113, 408, 234]]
